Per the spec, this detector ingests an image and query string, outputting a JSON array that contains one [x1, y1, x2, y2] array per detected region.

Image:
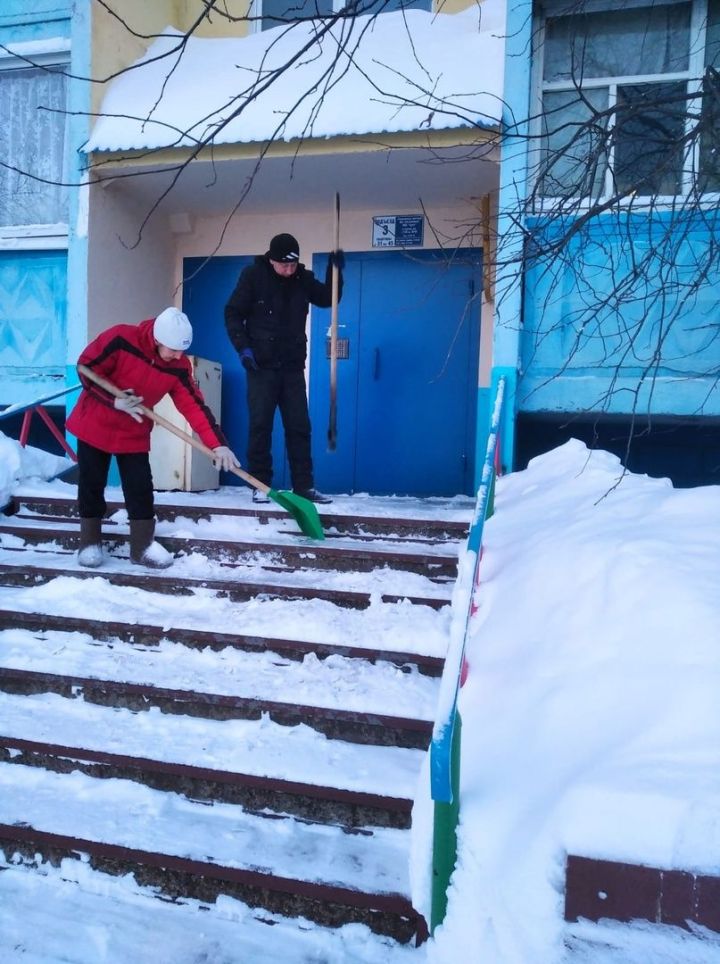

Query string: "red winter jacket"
[[67, 319, 227, 454]]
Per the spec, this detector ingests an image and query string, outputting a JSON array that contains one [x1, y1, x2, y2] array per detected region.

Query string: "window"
[[537, 0, 720, 199], [259, 0, 431, 31], [0, 62, 68, 230], [699, 0, 720, 189]]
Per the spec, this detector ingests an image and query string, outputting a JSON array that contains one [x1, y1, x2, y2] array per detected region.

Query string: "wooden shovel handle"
[[77, 364, 269, 494], [327, 191, 340, 450]]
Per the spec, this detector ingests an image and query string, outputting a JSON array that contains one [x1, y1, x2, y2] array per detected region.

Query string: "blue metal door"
[[310, 250, 481, 496], [183, 249, 481, 495], [182, 257, 289, 487]]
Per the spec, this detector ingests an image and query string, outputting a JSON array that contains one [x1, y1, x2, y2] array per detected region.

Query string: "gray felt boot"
[[78, 517, 104, 568], [129, 518, 173, 570]]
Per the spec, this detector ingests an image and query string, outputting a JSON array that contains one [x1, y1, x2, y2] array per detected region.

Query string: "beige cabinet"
[[149, 356, 222, 491]]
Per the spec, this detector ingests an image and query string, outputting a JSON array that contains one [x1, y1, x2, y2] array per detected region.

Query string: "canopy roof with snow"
[[85, 6, 506, 154]]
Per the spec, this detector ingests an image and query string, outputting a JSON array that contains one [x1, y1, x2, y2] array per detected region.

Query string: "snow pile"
[[429, 439, 720, 962], [85, 3, 506, 152], [0, 433, 73, 509]]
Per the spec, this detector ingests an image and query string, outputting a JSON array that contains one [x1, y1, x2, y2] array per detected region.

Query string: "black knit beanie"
[[268, 233, 300, 263]]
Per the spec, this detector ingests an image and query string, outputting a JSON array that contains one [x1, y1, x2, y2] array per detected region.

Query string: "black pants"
[[77, 439, 154, 520], [246, 368, 313, 490]]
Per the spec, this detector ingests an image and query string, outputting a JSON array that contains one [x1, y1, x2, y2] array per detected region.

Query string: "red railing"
[[0, 384, 80, 462]]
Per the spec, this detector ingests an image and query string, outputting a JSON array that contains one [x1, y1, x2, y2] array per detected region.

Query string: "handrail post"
[[33, 405, 78, 462], [19, 410, 32, 448], [431, 713, 462, 932]]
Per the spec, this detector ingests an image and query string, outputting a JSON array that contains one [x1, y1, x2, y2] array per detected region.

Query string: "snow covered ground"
[[426, 439, 720, 964], [0, 433, 719, 962]]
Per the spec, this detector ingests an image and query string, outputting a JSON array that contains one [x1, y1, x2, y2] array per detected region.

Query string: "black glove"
[[241, 348, 258, 371], [328, 249, 345, 271]]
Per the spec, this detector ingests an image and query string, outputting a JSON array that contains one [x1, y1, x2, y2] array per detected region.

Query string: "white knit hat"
[[153, 307, 192, 351]]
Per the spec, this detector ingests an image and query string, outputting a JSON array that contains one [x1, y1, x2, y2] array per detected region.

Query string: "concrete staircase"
[[0, 487, 471, 956]]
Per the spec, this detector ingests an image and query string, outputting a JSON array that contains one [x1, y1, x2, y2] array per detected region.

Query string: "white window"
[[700, 0, 720, 189], [535, 0, 720, 199], [258, 0, 431, 31], [0, 57, 69, 234]]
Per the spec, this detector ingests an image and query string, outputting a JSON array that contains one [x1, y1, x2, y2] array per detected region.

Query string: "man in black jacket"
[[224, 232, 343, 504]]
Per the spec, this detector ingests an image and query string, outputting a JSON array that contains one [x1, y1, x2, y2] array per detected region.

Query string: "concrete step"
[[0, 666, 433, 748], [0, 733, 414, 830], [0, 488, 456, 945], [0, 553, 451, 610], [0, 860, 417, 962], [0, 762, 424, 942], [0, 623, 438, 741], [9, 490, 471, 542], [0, 608, 445, 676], [0, 516, 459, 579], [0, 690, 424, 806]]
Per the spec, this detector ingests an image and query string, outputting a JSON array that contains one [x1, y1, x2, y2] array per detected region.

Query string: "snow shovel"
[[77, 364, 325, 540]]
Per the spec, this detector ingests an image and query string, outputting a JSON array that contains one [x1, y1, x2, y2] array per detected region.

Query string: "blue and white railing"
[[429, 375, 506, 931]]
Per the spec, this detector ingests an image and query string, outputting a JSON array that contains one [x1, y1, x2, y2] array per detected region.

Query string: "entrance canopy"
[[84, 5, 506, 156]]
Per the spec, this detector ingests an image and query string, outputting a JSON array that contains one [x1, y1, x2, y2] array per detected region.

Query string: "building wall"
[[83, 0, 498, 491], [85, 182, 177, 339], [0, 1, 71, 35], [90, 1, 182, 116], [0, 0, 89, 408], [173, 202, 484, 267], [171, 199, 486, 384], [174, 0, 251, 37], [490, 0, 531, 471], [494, 0, 720, 483], [519, 210, 720, 418]]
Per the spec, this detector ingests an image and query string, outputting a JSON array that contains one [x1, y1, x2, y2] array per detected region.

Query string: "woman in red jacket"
[[67, 307, 239, 569]]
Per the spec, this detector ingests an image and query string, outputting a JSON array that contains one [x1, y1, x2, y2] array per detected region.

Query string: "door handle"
[[373, 347, 380, 380]]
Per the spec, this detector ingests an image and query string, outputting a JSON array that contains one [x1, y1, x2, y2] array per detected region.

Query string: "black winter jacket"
[[224, 255, 343, 371]]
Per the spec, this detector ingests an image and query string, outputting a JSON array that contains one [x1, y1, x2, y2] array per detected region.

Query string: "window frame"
[[531, 0, 717, 207], [249, 0, 433, 33], [0, 40, 71, 250]]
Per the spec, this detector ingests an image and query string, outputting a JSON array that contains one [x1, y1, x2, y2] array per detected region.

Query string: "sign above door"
[[371, 215, 424, 248]]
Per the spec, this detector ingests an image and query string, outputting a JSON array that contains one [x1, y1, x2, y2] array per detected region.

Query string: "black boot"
[[78, 518, 104, 568], [129, 518, 173, 569], [293, 487, 333, 504]]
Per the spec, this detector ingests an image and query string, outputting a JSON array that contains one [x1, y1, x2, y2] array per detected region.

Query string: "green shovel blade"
[[267, 488, 325, 540]]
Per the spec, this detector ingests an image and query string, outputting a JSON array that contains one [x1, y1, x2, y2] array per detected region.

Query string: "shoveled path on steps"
[[0, 487, 473, 953]]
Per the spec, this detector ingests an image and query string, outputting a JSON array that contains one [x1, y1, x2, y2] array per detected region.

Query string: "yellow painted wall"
[[441, 0, 479, 12], [90, 2, 254, 115], [91, 1, 179, 114], [173, 0, 252, 37]]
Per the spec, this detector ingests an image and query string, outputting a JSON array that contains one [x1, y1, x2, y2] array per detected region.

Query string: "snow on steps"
[[0, 703, 418, 829], [0, 553, 450, 609], [0, 858, 418, 964], [0, 624, 438, 742], [0, 490, 470, 948], [0, 764, 418, 938], [10, 490, 470, 541], [1, 607, 446, 675], [0, 514, 460, 578]]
